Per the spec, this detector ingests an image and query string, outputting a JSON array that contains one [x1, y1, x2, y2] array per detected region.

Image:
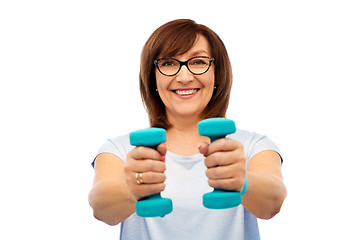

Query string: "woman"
[[89, 19, 286, 239]]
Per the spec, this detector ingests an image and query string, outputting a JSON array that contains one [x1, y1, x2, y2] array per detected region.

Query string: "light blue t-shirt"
[[94, 129, 281, 240]]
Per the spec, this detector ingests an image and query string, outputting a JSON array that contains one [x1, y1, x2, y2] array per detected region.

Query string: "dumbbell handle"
[[198, 118, 247, 209], [129, 127, 172, 217]]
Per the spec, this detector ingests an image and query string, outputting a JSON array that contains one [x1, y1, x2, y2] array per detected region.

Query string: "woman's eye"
[[191, 59, 207, 65], [161, 60, 175, 67]]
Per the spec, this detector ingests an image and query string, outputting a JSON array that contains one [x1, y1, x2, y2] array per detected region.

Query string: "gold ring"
[[135, 172, 144, 184]]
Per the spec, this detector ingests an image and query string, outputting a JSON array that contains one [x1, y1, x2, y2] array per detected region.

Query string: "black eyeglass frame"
[[154, 56, 215, 76]]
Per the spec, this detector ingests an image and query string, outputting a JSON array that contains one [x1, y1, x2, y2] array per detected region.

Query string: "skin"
[[156, 36, 215, 125], [89, 34, 287, 226]]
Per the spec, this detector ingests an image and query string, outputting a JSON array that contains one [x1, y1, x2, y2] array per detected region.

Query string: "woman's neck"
[[166, 110, 204, 130], [165, 114, 210, 156]]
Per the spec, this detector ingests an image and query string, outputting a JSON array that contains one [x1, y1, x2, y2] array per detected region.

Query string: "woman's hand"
[[124, 143, 167, 201], [198, 139, 246, 193]]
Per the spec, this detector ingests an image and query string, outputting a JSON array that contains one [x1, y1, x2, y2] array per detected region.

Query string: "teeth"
[[175, 89, 198, 95]]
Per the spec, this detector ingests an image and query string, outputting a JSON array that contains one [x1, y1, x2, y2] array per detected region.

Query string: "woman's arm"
[[89, 143, 167, 226], [199, 140, 286, 220], [88, 153, 136, 226], [242, 150, 287, 219]]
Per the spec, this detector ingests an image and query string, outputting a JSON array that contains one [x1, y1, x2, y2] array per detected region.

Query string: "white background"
[[1, 0, 359, 239]]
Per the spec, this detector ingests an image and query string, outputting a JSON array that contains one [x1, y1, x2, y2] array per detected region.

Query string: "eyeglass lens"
[[156, 57, 212, 76]]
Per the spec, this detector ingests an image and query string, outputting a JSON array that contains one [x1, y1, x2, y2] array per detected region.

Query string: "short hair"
[[139, 19, 232, 129]]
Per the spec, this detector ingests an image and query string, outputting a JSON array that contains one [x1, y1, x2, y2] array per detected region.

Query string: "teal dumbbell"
[[198, 118, 246, 209], [129, 127, 173, 217]]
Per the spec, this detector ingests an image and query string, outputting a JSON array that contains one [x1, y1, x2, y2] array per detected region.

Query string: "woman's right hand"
[[124, 143, 167, 201]]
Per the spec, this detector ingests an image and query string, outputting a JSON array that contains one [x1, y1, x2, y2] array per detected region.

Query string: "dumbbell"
[[129, 127, 173, 217], [198, 118, 247, 209]]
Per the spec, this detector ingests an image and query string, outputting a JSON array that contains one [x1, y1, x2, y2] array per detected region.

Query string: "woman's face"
[[155, 35, 215, 123]]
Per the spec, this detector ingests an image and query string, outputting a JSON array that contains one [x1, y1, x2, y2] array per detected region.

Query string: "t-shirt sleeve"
[[247, 134, 283, 163], [91, 134, 132, 168], [229, 129, 283, 164]]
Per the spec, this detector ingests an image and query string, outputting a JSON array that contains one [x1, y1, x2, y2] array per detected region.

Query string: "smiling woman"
[[139, 19, 233, 129], [89, 19, 286, 240], [155, 35, 216, 125]]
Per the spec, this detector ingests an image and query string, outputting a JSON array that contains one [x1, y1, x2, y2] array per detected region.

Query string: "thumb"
[[198, 142, 209, 157], [157, 142, 167, 157]]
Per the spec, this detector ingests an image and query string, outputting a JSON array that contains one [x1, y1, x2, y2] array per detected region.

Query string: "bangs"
[[156, 21, 200, 58]]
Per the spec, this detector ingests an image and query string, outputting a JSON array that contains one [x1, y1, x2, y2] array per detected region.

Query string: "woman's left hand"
[[198, 139, 246, 192]]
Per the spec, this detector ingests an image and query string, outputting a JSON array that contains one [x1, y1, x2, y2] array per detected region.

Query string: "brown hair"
[[139, 19, 232, 129]]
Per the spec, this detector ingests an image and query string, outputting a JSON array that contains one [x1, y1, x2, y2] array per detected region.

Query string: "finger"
[[156, 143, 167, 157], [135, 172, 166, 184], [207, 166, 246, 192], [206, 165, 234, 179], [204, 151, 238, 168], [130, 146, 162, 161], [206, 138, 243, 156], [208, 178, 238, 191], [198, 142, 209, 157], [208, 177, 246, 192], [131, 183, 166, 200], [132, 159, 166, 173]]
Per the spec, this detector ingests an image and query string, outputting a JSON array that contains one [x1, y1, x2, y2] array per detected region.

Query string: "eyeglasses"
[[154, 56, 215, 76]]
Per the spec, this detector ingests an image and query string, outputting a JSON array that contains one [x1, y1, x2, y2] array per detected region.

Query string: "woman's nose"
[[176, 65, 194, 83]]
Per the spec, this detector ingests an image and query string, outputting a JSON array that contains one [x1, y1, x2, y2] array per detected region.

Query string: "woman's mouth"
[[172, 88, 199, 96]]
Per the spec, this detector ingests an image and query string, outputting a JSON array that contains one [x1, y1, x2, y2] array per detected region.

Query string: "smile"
[[172, 89, 199, 96]]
